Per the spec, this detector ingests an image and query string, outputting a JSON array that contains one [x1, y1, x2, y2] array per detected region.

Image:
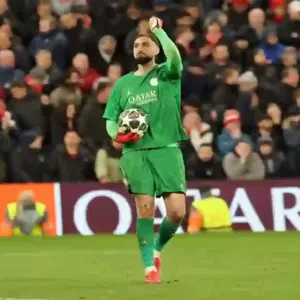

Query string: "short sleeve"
[[103, 83, 122, 122]]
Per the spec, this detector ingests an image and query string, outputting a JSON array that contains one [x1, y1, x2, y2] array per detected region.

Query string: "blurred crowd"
[[1, 0, 300, 183]]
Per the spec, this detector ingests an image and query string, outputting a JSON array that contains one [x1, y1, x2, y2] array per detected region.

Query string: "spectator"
[[25, 67, 46, 94], [277, 1, 300, 48], [28, 16, 68, 70], [0, 49, 24, 88], [89, 1, 125, 38], [236, 71, 259, 132], [259, 26, 285, 64], [276, 46, 299, 78], [252, 112, 283, 150], [269, 0, 286, 24], [250, 48, 278, 82], [72, 53, 100, 94], [257, 136, 285, 178], [182, 57, 213, 104], [206, 43, 234, 84], [277, 67, 299, 112], [107, 62, 122, 84], [0, 15, 22, 46], [183, 111, 213, 152], [8, 0, 37, 31], [186, 144, 225, 180], [93, 35, 119, 75], [27, 0, 55, 40], [71, 4, 92, 28], [60, 12, 97, 65], [0, 0, 23, 39], [174, 26, 195, 61], [212, 65, 241, 120], [183, 0, 204, 34], [205, 9, 234, 39], [236, 8, 266, 52], [51, 0, 87, 16], [49, 70, 82, 145], [48, 130, 94, 182], [223, 139, 265, 180], [8, 81, 44, 138], [95, 139, 122, 183], [0, 91, 18, 138], [11, 132, 46, 182], [78, 80, 112, 153], [0, 31, 30, 72], [227, 0, 252, 33], [282, 106, 300, 176], [152, 0, 176, 34], [217, 109, 253, 156], [197, 19, 231, 62], [31, 49, 62, 94]]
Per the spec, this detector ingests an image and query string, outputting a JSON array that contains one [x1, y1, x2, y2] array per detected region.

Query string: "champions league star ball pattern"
[[118, 108, 149, 134]]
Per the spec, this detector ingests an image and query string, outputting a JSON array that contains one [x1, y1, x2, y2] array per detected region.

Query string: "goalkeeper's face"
[[133, 36, 159, 65]]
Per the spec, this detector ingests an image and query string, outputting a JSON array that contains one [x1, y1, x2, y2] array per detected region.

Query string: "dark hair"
[[199, 185, 212, 194], [221, 65, 239, 81], [134, 34, 160, 47]]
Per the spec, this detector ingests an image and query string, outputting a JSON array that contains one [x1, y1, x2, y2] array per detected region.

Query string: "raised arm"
[[150, 17, 183, 75]]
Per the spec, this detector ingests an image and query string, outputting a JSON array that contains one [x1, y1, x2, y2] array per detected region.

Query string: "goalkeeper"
[[103, 17, 188, 284]]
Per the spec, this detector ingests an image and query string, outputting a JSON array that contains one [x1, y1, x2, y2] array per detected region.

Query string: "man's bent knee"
[[135, 194, 155, 218], [164, 193, 186, 223], [167, 207, 186, 223]]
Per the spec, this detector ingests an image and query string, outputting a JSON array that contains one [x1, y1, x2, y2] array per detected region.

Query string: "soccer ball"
[[118, 108, 149, 134]]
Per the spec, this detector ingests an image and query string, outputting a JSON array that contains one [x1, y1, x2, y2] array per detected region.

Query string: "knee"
[[139, 203, 154, 218], [135, 195, 155, 218], [167, 207, 186, 224]]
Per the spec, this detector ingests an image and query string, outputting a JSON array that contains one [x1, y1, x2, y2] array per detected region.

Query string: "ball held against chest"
[[118, 108, 149, 134]]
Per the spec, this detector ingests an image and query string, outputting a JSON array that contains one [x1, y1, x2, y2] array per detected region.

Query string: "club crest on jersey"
[[150, 77, 158, 86]]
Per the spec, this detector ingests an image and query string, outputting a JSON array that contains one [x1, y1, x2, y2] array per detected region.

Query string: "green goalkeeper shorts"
[[119, 146, 186, 197]]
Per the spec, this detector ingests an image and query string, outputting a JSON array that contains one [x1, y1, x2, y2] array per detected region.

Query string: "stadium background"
[[0, 1, 300, 299]]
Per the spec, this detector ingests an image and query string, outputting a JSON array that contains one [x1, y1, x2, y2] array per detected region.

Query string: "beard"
[[134, 55, 153, 65]]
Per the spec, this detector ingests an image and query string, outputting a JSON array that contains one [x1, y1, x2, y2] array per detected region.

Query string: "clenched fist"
[[149, 16, 163, 31]]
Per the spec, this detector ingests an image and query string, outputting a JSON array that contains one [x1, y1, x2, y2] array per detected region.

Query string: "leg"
[[120, 151, 159, 282], [135, 194, 156, 273], [154, 192, 186, 255], [147, 147, 186, 277]]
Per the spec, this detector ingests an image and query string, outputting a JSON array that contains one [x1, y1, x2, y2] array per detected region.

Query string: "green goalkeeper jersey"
[[103, 28, 188, 151]]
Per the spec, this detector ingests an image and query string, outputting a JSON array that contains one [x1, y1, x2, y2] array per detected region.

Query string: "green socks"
[[154, 218, 180, 252], [136, 218, 180, 269], [136, 218, 155, 268]]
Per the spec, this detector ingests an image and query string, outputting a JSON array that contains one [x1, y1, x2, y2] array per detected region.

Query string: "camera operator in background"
[[5, 190, 49, 236], [187, 185, 232, 234]]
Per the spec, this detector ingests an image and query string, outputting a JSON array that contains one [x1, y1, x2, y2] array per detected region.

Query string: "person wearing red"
[[72, 53, 100, 93]]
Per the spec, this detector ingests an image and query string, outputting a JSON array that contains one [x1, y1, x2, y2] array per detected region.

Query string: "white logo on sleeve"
[[150, 77, 158, 86]]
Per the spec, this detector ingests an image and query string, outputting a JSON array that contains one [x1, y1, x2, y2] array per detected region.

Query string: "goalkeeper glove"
[[149, 16, 163, 31], [115, 131, 141, 144]]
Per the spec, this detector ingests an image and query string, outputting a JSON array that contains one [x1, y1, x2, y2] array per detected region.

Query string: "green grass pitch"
[[0, 232, 300, 300]]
